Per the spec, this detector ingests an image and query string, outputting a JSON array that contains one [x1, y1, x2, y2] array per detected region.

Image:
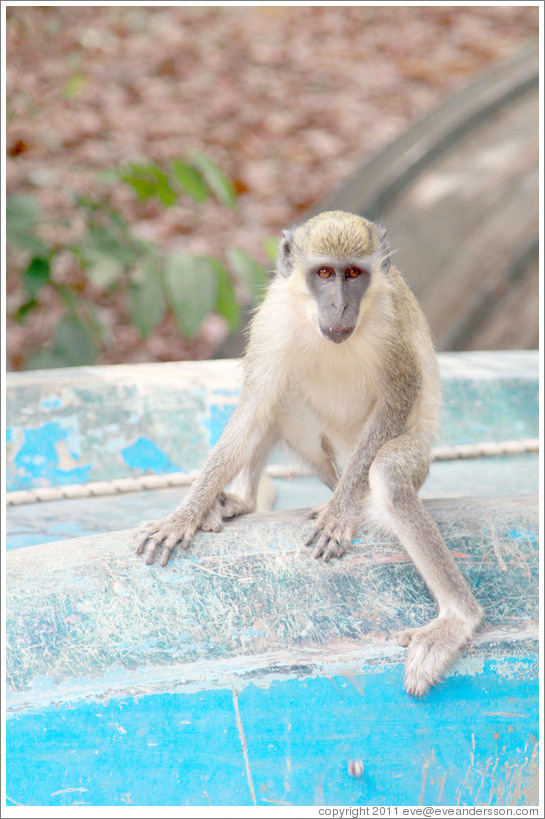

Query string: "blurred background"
[[5, 4, 539, 371]]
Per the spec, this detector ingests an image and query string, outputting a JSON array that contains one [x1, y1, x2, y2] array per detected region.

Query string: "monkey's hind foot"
[[400, 613, 480, 697], [200, 492, 251, 531]]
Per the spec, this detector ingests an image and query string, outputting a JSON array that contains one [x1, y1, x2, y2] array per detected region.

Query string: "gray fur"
[[136, 210, 483, 696]]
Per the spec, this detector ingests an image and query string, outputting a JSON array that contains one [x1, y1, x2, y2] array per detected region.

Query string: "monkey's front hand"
[[135, 506, 201, 567], [305, 500, 357, 562]]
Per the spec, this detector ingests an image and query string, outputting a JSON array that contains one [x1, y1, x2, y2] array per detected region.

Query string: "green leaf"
[[154, 171, 178, 208], [120, 163, 177, 207], [163, 252, 218, 339], [6, 196, 49, 255], [13, 299, 39, 323], [23, 256, 51, 297], [122, 174, 155, 200], [214, 263, 241, 332], [170, 159, 209, 202], [56, 284, 78, 311], [226, 247, 268, 303], [129, 258, 166, 338], [53, 313, 96, 366], [74, 222, 136, 287], [187, 151, 236, 208]]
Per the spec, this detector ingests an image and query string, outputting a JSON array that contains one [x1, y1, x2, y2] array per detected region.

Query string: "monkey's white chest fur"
[[278, 337, 378, 469]]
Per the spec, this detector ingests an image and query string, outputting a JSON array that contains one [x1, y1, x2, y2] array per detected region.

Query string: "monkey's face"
[[305, 261, 371, 343], [276, 212, 391, 344]]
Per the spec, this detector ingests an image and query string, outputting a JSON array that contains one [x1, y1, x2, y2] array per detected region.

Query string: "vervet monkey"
[[136, 210, 483, 696]]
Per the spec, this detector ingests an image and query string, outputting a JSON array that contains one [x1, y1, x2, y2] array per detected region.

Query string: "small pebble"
[[348, 759, 364, 778]]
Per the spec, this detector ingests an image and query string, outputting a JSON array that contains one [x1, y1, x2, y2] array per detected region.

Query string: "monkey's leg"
[[136, 406, 275, 566], [368, 435, 483, 696]]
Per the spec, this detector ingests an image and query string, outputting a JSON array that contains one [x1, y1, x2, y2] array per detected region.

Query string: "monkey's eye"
[[317, 267, 334, 279], [345, 266, 362, 279]]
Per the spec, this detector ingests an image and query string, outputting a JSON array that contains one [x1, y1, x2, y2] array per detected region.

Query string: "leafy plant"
[[6, 154, 270, 369]]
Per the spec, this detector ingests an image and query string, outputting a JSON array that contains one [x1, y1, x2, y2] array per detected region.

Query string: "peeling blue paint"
[[5, 354, 540, 807], [5, 658, 538, 807], [10, 422, 91, 489], [120, 437, 180, 474]]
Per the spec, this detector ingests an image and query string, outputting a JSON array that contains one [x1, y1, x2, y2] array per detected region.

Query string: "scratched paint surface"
[[6, 498, 538, 703], [5, 352, 538, 491], [5, 352, 540, 807], [6, 658, 538, 807]]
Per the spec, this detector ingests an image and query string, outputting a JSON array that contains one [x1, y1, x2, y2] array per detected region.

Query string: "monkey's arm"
[[136, 388, 277, 566]]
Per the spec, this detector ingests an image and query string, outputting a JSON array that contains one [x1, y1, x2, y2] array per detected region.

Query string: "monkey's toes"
[[200, 502, 224, 533], [403, 666, 436, 698], [220, 494, 250, 520], [401, 615, 473, 697]]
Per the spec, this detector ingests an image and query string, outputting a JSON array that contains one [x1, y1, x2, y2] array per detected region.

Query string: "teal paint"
[[6, 500, 538, 699], [438, 379, 538, 448], [6, 658, 538, 807]]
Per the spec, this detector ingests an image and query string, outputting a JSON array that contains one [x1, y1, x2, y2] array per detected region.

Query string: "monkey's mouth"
[[320, 325, 355, 343]]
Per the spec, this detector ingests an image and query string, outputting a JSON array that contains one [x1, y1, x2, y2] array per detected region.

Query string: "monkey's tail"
[[400, 610, 482, 697]]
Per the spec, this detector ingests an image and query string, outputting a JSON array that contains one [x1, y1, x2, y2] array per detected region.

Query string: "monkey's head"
[[276, 211, 391, 344]]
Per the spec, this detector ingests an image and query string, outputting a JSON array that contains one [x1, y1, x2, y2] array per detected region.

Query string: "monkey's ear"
[[378, 226, 391, 274], [277, 230, 294, 278]]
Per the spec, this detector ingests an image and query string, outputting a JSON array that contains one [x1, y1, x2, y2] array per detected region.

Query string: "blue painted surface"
[[120, 437, 180, 473], [5, 354, 540, 807], [6, 658, 538, 807], [6, 353, 539, 492], [9, 420, 91, 490], [6, 450, 539, 552], [207, 403, 236, 447]]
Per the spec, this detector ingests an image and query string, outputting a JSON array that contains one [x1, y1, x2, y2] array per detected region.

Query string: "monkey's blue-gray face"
[[306, 264, 371, 343]]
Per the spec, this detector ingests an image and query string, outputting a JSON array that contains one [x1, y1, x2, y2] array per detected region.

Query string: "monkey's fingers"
[[158, 527, 196, 566], [321, 537, 349, 562], [134, 520, 161, 556], [311, 532, 330, 559], [304, 526, 320, 549]]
